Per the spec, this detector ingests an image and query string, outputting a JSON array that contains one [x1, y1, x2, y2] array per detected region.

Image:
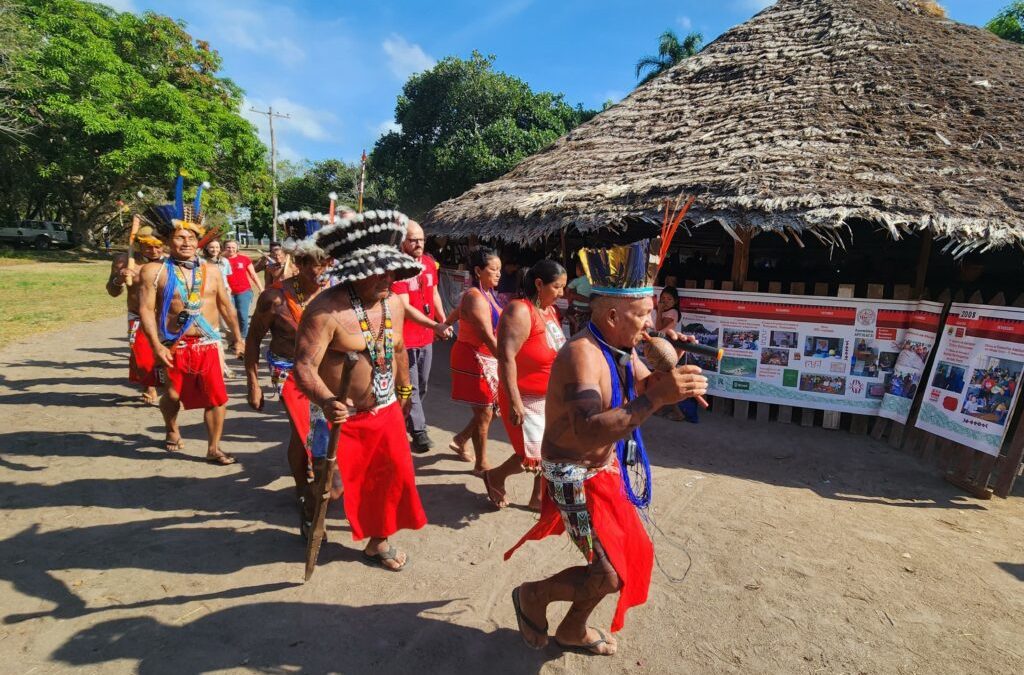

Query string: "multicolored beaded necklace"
[[158, 257, 217, 344], [348, 284, 395, 406]]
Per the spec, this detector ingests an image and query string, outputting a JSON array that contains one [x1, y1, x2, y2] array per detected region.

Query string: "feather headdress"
[[141, 173, 209, 241], [313, 209, 421, 283]]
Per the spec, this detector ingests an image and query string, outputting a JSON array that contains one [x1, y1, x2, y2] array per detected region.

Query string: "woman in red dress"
[[481, 260, 567, 510], [447, 247, 503, 475]]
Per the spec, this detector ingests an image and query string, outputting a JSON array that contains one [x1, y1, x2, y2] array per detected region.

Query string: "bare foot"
[[141, 388, 159, 405], [555, 626, 617, 656], [512, 584, 548, 649]]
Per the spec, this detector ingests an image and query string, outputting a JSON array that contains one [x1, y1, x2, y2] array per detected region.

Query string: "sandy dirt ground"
[[0, 317, 1022, 674]]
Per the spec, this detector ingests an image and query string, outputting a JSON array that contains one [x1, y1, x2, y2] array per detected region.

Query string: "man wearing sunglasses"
[[391, 220, 454, 453]]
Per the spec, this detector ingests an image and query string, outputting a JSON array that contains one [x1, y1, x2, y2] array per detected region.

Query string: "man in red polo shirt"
[[224, 240, 263, 338], [391, 220, 453, 452]]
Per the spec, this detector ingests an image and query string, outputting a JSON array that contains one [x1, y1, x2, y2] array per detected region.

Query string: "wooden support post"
[[731, 228, 751, 287], [913, 230, 933, 299]]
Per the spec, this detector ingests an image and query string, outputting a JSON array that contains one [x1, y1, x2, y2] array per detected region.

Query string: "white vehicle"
[[0, 220, 73, 249]]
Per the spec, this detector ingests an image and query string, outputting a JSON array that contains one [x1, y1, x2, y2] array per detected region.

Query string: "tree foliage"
[[635, 30, 703, 86], [987, 2, 1024, 43], [0, 0, 269, 239], [280, 159, 365, 214], [369, 52, 596, 217]]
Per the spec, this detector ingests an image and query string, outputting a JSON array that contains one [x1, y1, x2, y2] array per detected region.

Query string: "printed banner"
[[914, 303, 1024, 456], [677, 289, 943, 420]]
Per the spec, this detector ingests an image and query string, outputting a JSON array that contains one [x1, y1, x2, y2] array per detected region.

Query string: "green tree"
[[987, 2, 1024, 43], [369, 52, 596, 217], [1, 0, 268, 239], [635, 30, 703, 85]]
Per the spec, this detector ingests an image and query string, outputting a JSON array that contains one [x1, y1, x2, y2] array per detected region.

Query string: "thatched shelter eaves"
[[423, 0, 1024, 252]]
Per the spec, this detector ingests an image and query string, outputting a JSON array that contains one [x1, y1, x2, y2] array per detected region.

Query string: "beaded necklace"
[[348, 284, 395, 406], [158, 257, 217, 344]]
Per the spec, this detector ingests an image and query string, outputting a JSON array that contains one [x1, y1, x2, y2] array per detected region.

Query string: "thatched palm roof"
[[423, 0, 1024, 253]]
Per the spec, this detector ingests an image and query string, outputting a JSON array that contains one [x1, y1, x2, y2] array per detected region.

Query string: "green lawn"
[[0, 257, 123, 348]]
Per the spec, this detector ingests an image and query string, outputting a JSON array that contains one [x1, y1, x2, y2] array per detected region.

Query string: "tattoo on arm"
[[624, 394, 653, 417]]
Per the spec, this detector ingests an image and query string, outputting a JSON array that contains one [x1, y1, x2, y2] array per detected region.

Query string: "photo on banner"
[[677, 289, 944, 420], [915, 303, 1024, 456]]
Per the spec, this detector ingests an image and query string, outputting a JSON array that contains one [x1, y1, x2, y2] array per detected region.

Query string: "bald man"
[[390, 220, 453, 453]]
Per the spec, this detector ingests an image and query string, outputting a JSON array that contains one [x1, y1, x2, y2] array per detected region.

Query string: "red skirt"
[[450, 340, 498, 406], [281, 375, 311, 458], [335, 402, 427, 540], [504, 466, 653, 633], [164, 338, 228, 410], [128, 318, 158, 387]]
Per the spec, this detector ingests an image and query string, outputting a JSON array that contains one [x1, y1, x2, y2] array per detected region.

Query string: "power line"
[[248, 105, 291, 241]]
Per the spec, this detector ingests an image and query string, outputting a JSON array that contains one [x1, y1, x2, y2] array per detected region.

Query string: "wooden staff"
[[304, 357, 356, 581], [125, 215, 142, 288]]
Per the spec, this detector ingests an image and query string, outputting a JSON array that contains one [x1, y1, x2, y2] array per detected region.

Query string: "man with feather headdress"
[[137, 176, 243, 465]]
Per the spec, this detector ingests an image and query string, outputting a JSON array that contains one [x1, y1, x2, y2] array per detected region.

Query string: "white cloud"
[[200, 6, 307, 66], [242, 96, 337, 144], [677, 16, 693, 30], [100, 0, 135, 12], [374, 120, 402, 137], [382, 35, 435, 80]]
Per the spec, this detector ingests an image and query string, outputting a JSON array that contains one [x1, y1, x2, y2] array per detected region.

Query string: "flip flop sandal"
[[361, 545, 408, 572], [448, 438, 472, 462], [511, 586, 547, 650], [205, 452, 237, 466], [554, 627, 615, 656], [480, 471, 507, 509], [164, 438, 185, 452]]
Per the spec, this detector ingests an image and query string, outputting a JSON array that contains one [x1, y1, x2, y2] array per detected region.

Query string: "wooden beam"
[[913, 230, 933, 299], [731, 227, 752, 286]]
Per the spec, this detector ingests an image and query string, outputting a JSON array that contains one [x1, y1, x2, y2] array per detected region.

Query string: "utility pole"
[[249, 105, 291, 242]]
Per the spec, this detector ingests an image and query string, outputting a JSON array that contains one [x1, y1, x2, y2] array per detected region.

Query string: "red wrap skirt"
[[280, 375, 311, 458], [163, 338, 228, 410], [128, 318, 158, 387], [504, 464, 653, 633], [450, 340, 498, 406], [329, 401, 427, 540]]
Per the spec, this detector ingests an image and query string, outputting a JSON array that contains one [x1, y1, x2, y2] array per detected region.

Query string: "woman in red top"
[[481, 260, 567, 510], [447, 247, 503, 475]]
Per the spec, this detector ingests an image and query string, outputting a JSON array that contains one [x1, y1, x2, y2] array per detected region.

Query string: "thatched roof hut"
[[423, 0, 1024, 256]]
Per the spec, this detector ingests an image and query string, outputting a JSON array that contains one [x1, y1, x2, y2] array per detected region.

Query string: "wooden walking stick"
[[125, 215, 142, 288], [304, 356, 357, 581]]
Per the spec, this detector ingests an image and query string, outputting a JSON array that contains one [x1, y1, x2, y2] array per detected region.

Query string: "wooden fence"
[[682, 279, 1024, 500]]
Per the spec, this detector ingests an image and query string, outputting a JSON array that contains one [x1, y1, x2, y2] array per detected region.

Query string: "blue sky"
[[102, 0, 1009, 164]]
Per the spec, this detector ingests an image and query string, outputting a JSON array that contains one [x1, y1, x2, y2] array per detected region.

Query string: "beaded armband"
[[396, 385, 414, 400]]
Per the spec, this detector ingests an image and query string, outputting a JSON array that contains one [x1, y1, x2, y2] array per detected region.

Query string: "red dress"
[[451, 288, 502, 406], [497, 300, 565, 466]]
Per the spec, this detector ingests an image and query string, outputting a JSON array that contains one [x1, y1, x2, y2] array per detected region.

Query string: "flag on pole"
[[357, 150, 366, 214]]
